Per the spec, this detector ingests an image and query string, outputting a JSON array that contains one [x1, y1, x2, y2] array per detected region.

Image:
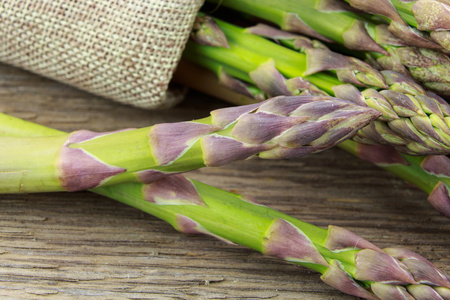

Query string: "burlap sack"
[[0, 0, 204, 109]]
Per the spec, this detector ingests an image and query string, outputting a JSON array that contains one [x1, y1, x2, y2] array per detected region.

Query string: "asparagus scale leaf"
[[1, 113, 449, 299], [0, 95, 379, 193]]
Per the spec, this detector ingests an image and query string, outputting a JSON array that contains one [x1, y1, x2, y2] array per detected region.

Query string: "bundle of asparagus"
[[182, 15, 450, 216], [1, 3, 449, 299], [205, 0, 450, 96], [2, 113, 449, 300]]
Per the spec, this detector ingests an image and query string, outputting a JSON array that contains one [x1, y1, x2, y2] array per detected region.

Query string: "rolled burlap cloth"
[[0, 0, 204, 109]]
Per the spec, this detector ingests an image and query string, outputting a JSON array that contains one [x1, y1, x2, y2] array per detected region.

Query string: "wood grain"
[[0, 63, 448, 299]]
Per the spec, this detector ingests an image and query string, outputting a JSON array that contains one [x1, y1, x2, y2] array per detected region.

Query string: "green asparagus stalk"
[[0, 95, 379, 194], [1, 114, 449, 300], [205, 0, 450, 96], [185, 16, 450, 155], [344, 0, 450, 51]]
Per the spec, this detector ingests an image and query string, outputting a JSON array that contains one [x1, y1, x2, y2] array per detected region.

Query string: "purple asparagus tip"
[[384, 247, 450, 288]]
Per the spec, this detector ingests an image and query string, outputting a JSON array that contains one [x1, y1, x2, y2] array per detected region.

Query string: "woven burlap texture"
[[0, 0, 203, 109]]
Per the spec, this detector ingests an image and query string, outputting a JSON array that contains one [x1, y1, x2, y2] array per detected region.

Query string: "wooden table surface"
[[0, 62, 448, 299]]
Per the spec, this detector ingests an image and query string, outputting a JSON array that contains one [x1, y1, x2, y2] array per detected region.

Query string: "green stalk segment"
[[1, 113, 449, 300]]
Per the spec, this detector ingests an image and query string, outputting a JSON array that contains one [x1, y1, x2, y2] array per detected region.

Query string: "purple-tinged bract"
[[202, 135, 273, 167], [427, 182, 450, 217], [249, 60, 293, 96], [231, 112, 307, 144], [370, 282, 415, 300], [407, 284, 446, 300], [142, 175, 205, 207], [211, 102, 261, 128], [149, 122, 220, 165], [354, 249, 416, 284], [324, 225, 382, 252], [320, 260, 379, 300], [59, 130, 127, 191], [137, 169, 171, 184], [262, 218, 329, 266], [412, 0, 450, 31], [283, 13, 333, 42]]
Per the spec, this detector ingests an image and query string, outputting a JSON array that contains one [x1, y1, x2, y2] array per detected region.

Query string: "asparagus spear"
[[0, 95, 379, 193], [185, 16, 450, 155], [1, 114, 449, 300], [344, 0, 450, 51], [204, 0, 450, 96]]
